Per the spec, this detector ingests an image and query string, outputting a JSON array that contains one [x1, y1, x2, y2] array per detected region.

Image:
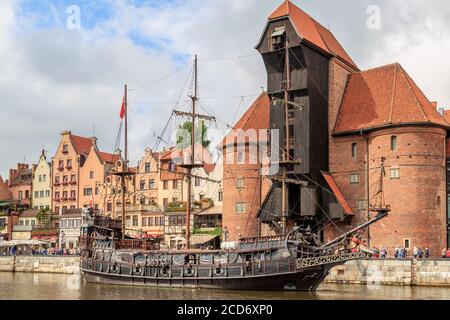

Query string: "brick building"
[[222, 92, 272, 241], [8, 163, 33, 209], [229, 0, 450, 255]]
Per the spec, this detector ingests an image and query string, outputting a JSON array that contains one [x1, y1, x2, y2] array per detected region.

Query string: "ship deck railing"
[[113, 239, 161, 251]]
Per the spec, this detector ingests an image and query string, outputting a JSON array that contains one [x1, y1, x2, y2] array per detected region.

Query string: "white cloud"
[[1, 0, 450, 178]]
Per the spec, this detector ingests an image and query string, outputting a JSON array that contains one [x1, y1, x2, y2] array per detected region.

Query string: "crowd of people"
[[1, 246, 80, 256], [369, 246, 450, 259]]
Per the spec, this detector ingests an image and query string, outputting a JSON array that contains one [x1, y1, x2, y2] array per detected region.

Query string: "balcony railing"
[[66, 165, 72, 170], [62, 208, 82, 216], [57, 167, 64, 171], [54, 182, 61, 186], [70, 181, 77, 185], [13, 225, 34, 232]]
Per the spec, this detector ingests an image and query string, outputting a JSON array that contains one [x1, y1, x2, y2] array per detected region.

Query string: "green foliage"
[[192, 227, 222, 236], [176, 120, 211, 149], [36, 208, 50, 224]]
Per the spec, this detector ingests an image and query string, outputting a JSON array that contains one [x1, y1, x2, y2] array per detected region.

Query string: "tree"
[[36, 208, 50, 226], [176, 120, 210, 149]]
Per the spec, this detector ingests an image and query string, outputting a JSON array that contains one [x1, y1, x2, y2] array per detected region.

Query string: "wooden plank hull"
[[80, 264, 333, 291]]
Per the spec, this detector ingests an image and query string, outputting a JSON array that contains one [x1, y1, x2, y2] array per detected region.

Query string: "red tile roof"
[[0, 175, 12, 201], [321, 171, 354, 216], [70, 135, 93, 155], [97, 151, 119, 164], [268, 0, 357, 70], [222, 92, 270, 147], [333, 63, 449, 135]]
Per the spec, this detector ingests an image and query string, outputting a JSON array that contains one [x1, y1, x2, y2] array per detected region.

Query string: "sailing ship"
[[79, 54, 389, 291]]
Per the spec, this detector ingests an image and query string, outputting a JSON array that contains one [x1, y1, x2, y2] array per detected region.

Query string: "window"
[[350, 174, 359, 184], [148, 217, 154, 227], [235, 202, 247, 214], [31, 220, 35, 226], [237, 151, 244, 164], [163, 181, 169, 190], [25, 220, 30, 226], [140, 197, 146, 205], [195, 177, 201, 187], [84, 188, 93, 196], [38, 175, 42, 182], [18, 191, 23, 200], [70, 190, 76, 198], [352, 143, 357, 159], [25, 190, 30, 199], [45, 190, 50, 197], [270, 26, 285, 51], [42, 175, 46, 182], [67, 159, 73, 168], [55, 176, 60, 184], [391, 136, 397, 151], [140, 180, 146, 190], [404, 239, 410, 249], [95, 187, 99, 195], [163, 198, 169, 207], [63, 144, 68, 153], [89, 170, 94, 179], [145, 163, 151, 173], [20, 220, 24, 226], [132, 215, 138, 227], [55, 192, 60, 199], [35, 191, 39, 198], [357, 200, 367, 210], [149, 179, 155, 190], [107, 203, 112, 212], [55, 206, 60, 214], [390, 168, 400, 179], [71, 174, 76, 183], [59, 160, 64, 168], [173, 197, 178, 203], [173, 180, 178, 189], [218, 191, 223, 202], [142, 217, 147, 227], [40, 191, 44, 198], [169, 162, 176, 172], [236, 177, 245, 189], [63, 191, 68, 199], [63, 175, 68, 183]]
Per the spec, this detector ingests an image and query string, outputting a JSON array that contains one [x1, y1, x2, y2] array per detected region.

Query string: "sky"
[[1, 0, 450, 178]]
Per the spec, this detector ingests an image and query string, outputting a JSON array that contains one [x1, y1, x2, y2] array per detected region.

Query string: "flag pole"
[[124, 84, 128, 171]]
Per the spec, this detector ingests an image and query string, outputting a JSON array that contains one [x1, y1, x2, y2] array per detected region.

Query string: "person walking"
[[425, 248, 430, 259], [413, 246, 418, 258], [442, 248, 447, 259], [418, 247, 423, 259]]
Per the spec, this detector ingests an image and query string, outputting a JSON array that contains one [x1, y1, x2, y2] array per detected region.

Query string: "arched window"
[[391, 136, 397, 151]]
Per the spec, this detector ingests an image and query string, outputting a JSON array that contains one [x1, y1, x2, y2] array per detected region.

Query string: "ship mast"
[[186, 55, 198, 249]]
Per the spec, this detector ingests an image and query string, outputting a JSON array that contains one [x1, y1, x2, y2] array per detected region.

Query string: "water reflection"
[[0, 273, 448, 300]]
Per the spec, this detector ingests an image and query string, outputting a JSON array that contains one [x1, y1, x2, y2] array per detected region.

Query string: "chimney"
[[90, 137, 98, 148], [61, 130, 72, 136], [438, 108, 445, 116], [9, 169, 18, 184], [431, 101, 438, 109]]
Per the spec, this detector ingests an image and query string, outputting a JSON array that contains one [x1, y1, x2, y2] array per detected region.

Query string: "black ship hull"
[[80, 261, 336, 291]]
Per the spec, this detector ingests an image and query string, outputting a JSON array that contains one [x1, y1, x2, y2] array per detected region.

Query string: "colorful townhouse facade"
[[32, 150, 52, 210]]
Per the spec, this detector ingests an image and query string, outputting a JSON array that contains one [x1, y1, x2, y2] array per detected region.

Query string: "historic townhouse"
[[8, 163, 33, 209], [32, 150, 52, 210], [52, 131, 94, 214], [78, 143, 117, 210]]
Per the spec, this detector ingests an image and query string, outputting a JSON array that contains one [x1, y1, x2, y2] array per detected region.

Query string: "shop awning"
[[190, 234, 219, 246], [321, 171, 354, 216], [0, 239, 50, 247]]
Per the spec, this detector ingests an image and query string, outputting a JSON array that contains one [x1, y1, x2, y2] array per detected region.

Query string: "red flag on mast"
[[119, 96, 126, 119]]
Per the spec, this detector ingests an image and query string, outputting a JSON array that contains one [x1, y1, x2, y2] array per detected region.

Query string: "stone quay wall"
[[0, 256, 79, 274], [325, 259, 450, 287]]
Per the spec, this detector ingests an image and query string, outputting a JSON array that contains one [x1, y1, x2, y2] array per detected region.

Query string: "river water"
[[0, 272, 448, 300]]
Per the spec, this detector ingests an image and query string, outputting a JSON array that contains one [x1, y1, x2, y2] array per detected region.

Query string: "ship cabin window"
[[120, 253, 133, 263], [352, 143, 357, 159], [391, 136, 397, 151], [134, 254, 146, 264], [185, 254, 198, 265], [270, 26, 286, 51]]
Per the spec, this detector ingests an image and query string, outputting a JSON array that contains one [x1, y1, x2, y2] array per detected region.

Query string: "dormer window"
[[271, 26, 286, 51]]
